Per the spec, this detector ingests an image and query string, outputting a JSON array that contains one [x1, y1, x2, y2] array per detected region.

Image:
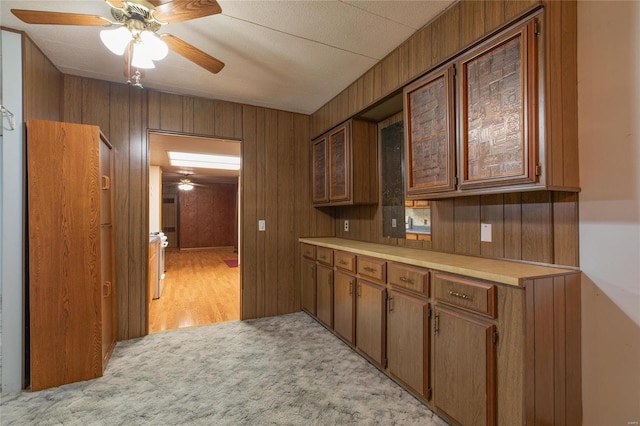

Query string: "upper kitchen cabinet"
[[403, 65, 456, 198], [312, 119, 378, 206], [402, 12, 579, 199], [457, 18, 538, 190]]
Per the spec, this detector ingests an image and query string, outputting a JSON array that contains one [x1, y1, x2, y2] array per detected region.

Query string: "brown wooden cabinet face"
[[99, 137, 112, 225], [333, 271, 355, 344], [459, 20, 538, 189], [301, 259, 317, 315], [329, 124, 351, 201], [404, 65, 456, 196], [387, 290, 429, 398], [433, 306, 496, 426], [355, 279, 386, 367], [316, 265, 334, 328], [312, 137, 328, 203]]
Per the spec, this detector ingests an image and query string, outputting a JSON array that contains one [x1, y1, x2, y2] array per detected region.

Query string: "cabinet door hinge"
[[427, 387, 433, 401], [492, 330, 499, 345], [428, 307, 432, 319], [535, 164, 542, 177]]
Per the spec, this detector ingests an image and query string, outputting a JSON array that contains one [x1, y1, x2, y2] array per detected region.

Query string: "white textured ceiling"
[[0, 0, 453, 115]]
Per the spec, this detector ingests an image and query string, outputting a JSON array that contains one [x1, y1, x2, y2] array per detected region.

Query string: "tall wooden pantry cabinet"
[[27, 120, 116, 391]]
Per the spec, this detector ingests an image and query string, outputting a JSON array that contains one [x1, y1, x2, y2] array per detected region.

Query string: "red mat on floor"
[[224, 259, 238, 268]]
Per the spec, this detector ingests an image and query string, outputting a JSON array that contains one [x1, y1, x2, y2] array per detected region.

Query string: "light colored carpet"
[[0, 312, 447, 425]]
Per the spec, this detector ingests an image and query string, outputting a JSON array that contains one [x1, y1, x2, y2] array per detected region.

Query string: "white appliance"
[[151, 232, 168, 299]]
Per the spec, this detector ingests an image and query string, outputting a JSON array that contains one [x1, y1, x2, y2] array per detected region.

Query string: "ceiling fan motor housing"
[[111, 2, 162, 33]]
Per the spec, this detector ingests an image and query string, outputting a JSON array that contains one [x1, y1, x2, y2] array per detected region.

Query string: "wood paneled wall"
[[179, 183, 237, 249], [22, 34, 62, 121], [58, 74, 321, 338]]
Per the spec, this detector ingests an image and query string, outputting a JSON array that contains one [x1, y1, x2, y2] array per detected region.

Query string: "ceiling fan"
[[166, 173, 206, 191], [11, 0, 225, 88]]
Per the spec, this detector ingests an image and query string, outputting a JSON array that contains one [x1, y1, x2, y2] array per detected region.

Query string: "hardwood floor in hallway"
[[149, 248, 240, 333]]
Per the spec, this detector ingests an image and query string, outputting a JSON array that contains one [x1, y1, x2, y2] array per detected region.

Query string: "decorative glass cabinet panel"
[[459, 20, 538, 189], [403, 65, 456, 197], [312, 137, 328, 203]]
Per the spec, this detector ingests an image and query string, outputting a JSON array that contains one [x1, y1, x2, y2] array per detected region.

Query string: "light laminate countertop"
[[299, 237, 578, 287]]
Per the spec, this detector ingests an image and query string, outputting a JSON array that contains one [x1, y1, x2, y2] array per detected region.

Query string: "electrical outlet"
[[481, 223, 492, 242], [344, 220, 349, 232], [391, 218, 397, 228], [258, 220, 266, 231]]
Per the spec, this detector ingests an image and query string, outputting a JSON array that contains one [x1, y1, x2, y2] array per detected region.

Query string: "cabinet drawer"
[[357, 257, 386, 283], [388, 263, 429, 296], [316, 247, 334, 266], [302, 244, 316, 260], [433, 272, 497, 318], [335, 251, 356, 273]]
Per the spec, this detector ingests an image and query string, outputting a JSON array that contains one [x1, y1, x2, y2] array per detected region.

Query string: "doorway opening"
[[148, 131, 241, 333]]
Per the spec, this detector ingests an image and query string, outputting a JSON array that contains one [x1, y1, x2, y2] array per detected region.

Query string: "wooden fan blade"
[[152, 0, 221, 24], [11, 9, 111, 26], [162, 34, 224, 74]]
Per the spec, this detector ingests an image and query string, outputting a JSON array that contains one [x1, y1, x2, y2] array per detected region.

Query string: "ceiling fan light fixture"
[[100, 26, 132, 56], [131, 42, 156, 69], [178, 182, 194, 191], [140, 30, 168, 61]]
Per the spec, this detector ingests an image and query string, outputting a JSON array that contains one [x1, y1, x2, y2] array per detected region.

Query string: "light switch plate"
[[258, 220, 266, 231], [481, 223, 492, 242]]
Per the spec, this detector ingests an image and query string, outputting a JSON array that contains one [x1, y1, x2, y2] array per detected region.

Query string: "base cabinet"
[[387, 289, 430, 399], [334, 271, 355, 344], [316, 265, 334, 328], [433, 306, 496, 426], [301, 259, 317, 315], [356, 280, 386, 367]]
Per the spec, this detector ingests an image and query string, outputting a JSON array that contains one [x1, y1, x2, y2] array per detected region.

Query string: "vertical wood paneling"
[[182, 97, 194, 134], [256, 108, 267, 317], [553, 276, 567, 425], [362, 68, 376, 108], [533, 278, 555, 425], [241, 105, 258, 319], [22, 35, 62, 122], [564, 273, 582, 423], [109, 83, 131, 340], [503, 192, 523, 260], [454, 196, 481, 255], [276, 111, 296, 314], [293, 113, 311, 311], [485, 0, 506, 33], [409, 26, 432, 79], [81, 79, 110, 136], [552, 192, 579, 266], [505, 0, 539, 21], [460, 0, 485, 49], [214, 100, 237, 138], [546, 0, 563, 188], [147, 90, 160, 129], [193, 97, 216, 136], [480, 194, 505, 258], [62, 75, 82, 123], [264, 108, 280, 317], [381, 49, 400, 96], [521, 192, 553, 263], [397, 41, 411, 87], [431, 4, 460, 66], [159, 92, 183, 132], [179, 184, 237, 248], [560, 0, 579, 188], [431, 199, 454, 252], [128, 87, 148, 337], [347, 82, 359, 118]]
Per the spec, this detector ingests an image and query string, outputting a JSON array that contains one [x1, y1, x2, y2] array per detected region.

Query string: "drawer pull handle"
[[399, 276, 414, 284], [357, 283, 362, 297], [319, 256, 326, 260], [103, 281, 112, 297], [101, 175, 110, 190], [339, 260, 347, 265], [363, 266, 376, 273], [388, 297, 394, 312], [434, 312, 440, 334], [449, 290, 473, 301]]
